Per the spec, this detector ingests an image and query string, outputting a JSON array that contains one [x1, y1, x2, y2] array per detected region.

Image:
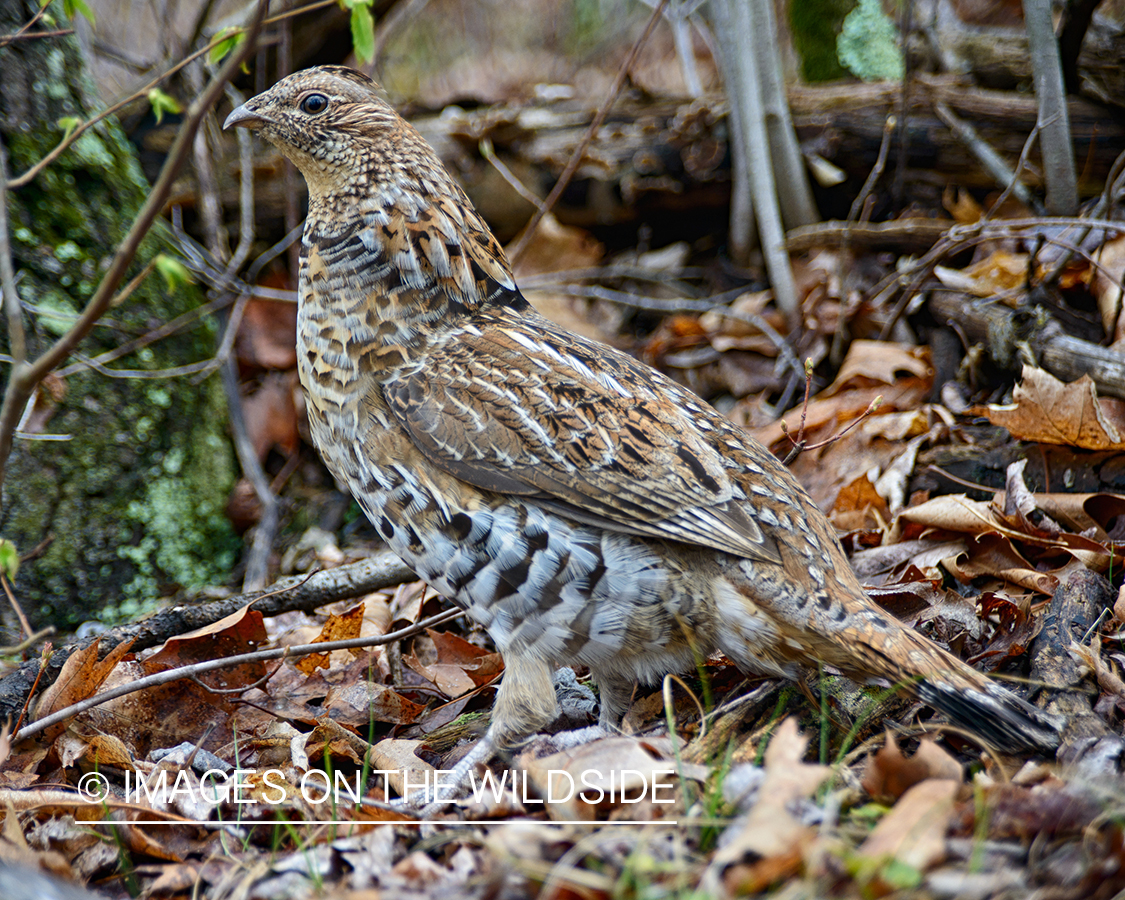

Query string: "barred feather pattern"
[[225, 66, 1063, 757]]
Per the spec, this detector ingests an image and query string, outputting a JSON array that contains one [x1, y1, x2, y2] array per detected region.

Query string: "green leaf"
[[62, 0, 95, 26], [349, 2, 375, 63], [0, 540, 18, 582], [209, 27, 245, 66], [147, 88, 182, 126], [154, 254, 194, 291], [57, 116, 82, 140]]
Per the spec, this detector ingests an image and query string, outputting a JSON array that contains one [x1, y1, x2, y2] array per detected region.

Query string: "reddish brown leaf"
[[295, 602, 366, 675]]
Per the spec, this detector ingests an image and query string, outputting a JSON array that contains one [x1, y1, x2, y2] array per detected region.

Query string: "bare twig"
[[0, 2, 51, 50], [479, 137, 545, 211], [222, 84, 256, 279], [195, 72, 274, 590], [67, 353, 218, 380], [984, 121, 1042, 220], [781, 392, 883, 464], [875, 216, 1125, 339], [508, 0, 670, 263], [1041, 146, 1125, 288], [0, 551, 418, 725], [0, 140, 26, 366], [0, 573, 32, 640], [13, 607, 464, 744], [848, 116, 896, 225], [221, 349, 278, 591], [5, 0, 332, 192], [780, 359, 815, 464], [833, 115, 897, 364], [0, 4, 268, 509], [935, 102, 1041, 214], [54, 293, 236, 379], [0, 27, 73, 44]]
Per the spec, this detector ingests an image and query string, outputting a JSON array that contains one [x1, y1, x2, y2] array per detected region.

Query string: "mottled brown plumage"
[[225, 67, 1062, 789]]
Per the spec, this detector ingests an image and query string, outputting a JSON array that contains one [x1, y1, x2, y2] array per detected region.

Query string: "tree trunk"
[[0, 0, 238, 630]]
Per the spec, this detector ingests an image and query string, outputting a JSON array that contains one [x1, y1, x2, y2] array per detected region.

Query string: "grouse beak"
[[224, 103, 264, 130]]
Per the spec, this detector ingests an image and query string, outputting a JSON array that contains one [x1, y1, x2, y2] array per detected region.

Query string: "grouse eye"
[[300, 93, 329, 115]]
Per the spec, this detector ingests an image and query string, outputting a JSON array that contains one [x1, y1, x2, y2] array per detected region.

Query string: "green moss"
[[790, 0, 856, 83], [2, 22, 239, 629]]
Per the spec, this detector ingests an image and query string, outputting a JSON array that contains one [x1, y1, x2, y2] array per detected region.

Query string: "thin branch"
[[0, 573, 32, 640], [935, 102, 1042, 214], [0, 27, 73, 44], [67, 353, 217, 380], [508, 0, 670, 263], [848, 116, 896, 224], [479, 137, 545, 211], [0, 1, 51, 50], [4, 0, 328, 192], [875, 216, 1125, 339], [540, 282, 740, 312], [193, 84, 277, 589], [832, 114, 897, 364], [222, 347, 278, 591], [0, 140, 26, 366], [708, 0, 754, 264], [749, 0, 817, 228], [0, 0, 268, 513], [0, 550, 418, 726], [666, 0, 704, 97], [54, 292, 236, 379], [13, 608, 463, 744], [984, 121, 1041, 220]]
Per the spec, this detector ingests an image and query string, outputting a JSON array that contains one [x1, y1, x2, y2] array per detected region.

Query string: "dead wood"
[[0, 551, 416, 728], [929, 289, 1125, 401], [1029, 567, 1112, 747]]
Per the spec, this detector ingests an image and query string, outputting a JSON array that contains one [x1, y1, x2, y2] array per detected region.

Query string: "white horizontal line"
[[84, 820, 679, 827]]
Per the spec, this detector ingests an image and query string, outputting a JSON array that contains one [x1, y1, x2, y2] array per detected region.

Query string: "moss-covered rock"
[[0, 2, 238, 629]]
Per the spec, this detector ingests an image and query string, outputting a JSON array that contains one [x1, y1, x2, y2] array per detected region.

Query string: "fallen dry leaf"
[[1089, 233, 1125, 341], [240, 370, 300, 462], [981, 366, 1125, 450], [368, 739, 436, 801], [857, 778, 958, 875], [519, 736, 694, 821], [832, 473, 890, 532], [825, 340, 932, 395], [295, 602, 366, 675], [33, 639, 135, 742], [323, 681, 427, 728], [713, 718, 832, 863], [862, 733, 962, 801]]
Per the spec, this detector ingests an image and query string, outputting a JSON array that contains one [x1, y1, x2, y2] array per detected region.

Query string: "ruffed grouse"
[[225, 68, 1062, 789]]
